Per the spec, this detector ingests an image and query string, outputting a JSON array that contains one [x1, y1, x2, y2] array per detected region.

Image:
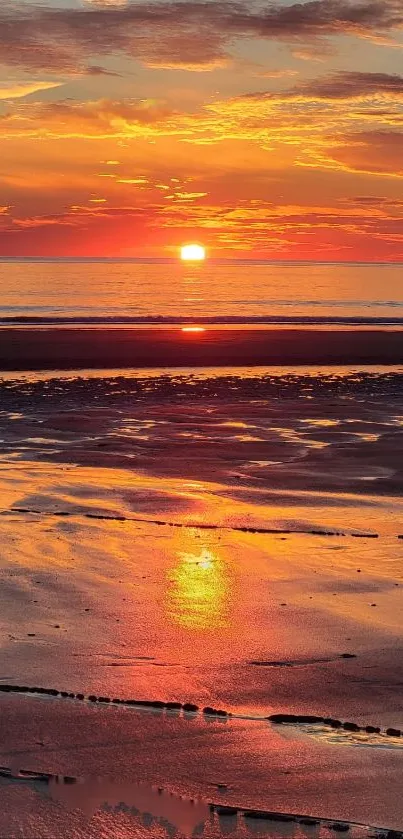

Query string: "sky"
[[0, 0, 402, 259]]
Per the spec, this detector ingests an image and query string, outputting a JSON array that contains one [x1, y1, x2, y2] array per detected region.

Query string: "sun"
[[180, 244, 206, 261]]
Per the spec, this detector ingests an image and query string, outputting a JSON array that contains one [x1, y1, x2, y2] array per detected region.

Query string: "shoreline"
[[0, 327, 402, 369]]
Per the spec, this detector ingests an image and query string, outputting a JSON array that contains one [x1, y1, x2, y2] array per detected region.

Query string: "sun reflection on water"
[[168, 547, 229, 630]]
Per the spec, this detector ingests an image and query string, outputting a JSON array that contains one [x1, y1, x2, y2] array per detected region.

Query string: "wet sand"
[[0, 326, 402, 369], [0, 367, 402, 836], [1, 692, 403, 837]]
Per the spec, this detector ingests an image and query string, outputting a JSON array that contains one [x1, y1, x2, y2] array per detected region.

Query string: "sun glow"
[[180, 244, 206, 261], [181, 327, 205, 332]]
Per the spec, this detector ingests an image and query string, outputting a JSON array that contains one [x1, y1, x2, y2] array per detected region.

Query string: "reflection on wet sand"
[[168, 548, 229, 630], [0, 369, 402, 496], [48, 776, 209, 835], [0, 768, 389, 839]]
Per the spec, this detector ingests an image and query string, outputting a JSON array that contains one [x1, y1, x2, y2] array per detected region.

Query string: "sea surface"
[[0, 258, 402, 324]]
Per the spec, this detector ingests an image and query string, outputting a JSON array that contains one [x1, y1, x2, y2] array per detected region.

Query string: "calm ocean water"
[[0, 259, 402, 324]]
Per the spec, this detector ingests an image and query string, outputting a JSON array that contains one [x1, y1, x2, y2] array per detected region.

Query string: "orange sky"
[[0, 0, 402, 259]]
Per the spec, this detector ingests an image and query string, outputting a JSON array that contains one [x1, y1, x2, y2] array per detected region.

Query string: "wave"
[[1, 315, 403, 326]]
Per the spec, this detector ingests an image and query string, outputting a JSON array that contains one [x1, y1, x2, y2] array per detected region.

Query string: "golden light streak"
[[181, 327, 206, 332]]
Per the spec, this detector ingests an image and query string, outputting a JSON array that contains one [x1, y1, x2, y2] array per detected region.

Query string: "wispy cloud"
[[4, 195, 402, 259], [244, 71, 403, 101], [325, 130, 403, 176], [0, 80, 62, 100]]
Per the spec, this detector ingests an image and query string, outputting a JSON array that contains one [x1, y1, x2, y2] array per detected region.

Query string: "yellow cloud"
[[82, 0, 127, 5], [117, 178, 149, 185], [0, 81, 62, 100], [165, 191, 208, 201]]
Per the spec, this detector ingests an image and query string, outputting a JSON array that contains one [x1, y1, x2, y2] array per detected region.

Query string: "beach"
[[0, 362, 402, 836]]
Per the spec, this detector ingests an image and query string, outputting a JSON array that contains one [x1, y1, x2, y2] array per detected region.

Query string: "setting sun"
[[180, 244, 206, 261]]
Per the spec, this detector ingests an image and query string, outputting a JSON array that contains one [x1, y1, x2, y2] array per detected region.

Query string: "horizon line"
[[0, 257, 402, 266]]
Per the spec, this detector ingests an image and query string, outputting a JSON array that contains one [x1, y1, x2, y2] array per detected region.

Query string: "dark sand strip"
[[250, 655, 357, 667], [8, 507, 382, 537], [0, 685, 402, 739], [0, 327, 402, 370]]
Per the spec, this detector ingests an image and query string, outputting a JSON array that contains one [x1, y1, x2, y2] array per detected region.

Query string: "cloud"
[[6, 70, 403, 142], [326, 130, 403, 175], [1, 70, 402, 178], [0, 80, 62, 100], [294, 71, 403, 100], [84, 0, 128, 6], [243, 71, 403, 102], [348, 195, 403, 207], [0, 70, 402, 187], [164, 191, 208, 201], [11, 204, 152, 228], [0, 98, 181, 139], [8, 195, 400, 230], [0, 0, 402, 74], [252, 68, 299, 79], [2, 195, 402, 259], [85, 65, 122, 76]]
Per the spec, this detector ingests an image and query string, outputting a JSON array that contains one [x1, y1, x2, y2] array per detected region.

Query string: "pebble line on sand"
[[0, 684, 402, 739], [0, 766, 401, 838], [3, 507, 397, 538]]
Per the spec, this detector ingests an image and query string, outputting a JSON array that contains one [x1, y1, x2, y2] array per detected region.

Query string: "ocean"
[[0, 258, 402, 323]]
